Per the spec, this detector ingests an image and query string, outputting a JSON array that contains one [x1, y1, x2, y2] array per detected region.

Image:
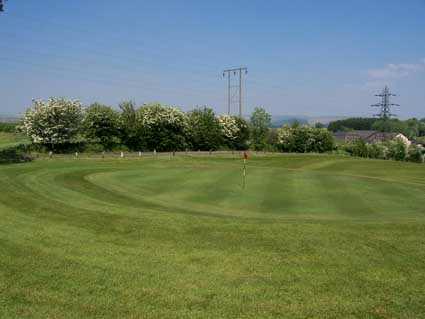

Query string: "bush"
[[386, 139, 408, 161], [219, 115, 250, 150], [366, 143, 386, 159], [187, 107, 222, 151], [137, 103, 188, 151], [406, 145, 424, 163], [343, 139, 368, 158], [0, 144, 33, 164], [0, 122, 17, 133], [276, 125, 334, 153], [83, 103, 121, 150]]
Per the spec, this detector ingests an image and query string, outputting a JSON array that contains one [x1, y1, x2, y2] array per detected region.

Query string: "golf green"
[[1, 154, 424, 318]]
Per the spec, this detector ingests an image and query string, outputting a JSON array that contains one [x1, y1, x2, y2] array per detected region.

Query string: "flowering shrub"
[[218, 115, 249, 150], [341, 139, 424, 163], [21, 98, 83, 149], [407, 144, 424, 163], [277, 125, 334, 153], [136, 103, 188, 151]]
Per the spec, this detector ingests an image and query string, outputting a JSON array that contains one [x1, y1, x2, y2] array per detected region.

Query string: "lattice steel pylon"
[[371, 85, 399, 119]]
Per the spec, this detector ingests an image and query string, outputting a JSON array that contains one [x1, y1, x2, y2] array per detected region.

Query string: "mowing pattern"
[[1, 155, 425, 318]]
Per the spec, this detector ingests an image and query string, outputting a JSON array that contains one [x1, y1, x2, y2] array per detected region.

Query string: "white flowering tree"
[[21, 98, 83, 150], [136, 103, 188, 151], [218, 115, 250, 150], [277, 125, 334, 153]]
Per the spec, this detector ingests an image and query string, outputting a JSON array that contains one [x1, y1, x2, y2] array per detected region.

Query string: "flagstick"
[[242, 158, 246, 189]]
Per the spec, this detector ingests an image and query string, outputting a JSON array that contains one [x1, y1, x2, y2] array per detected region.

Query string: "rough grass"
[[1, 154, 425, 318], [0, 132, 28, 149]]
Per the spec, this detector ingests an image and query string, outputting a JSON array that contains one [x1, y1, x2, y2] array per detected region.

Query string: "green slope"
[[0, 132, 28, 149], [0, 155, 424, 318]]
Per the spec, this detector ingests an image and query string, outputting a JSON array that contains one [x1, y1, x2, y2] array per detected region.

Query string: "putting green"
[[1, 154, 425, 318]]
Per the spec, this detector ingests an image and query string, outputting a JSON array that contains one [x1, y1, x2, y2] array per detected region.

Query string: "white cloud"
[[367, 59, 425, 80], [363, 58, 425, 90]]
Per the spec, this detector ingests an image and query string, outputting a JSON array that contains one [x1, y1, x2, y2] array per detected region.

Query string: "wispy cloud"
[[367, 59, 425, 80], [364, 58, 425, 89]]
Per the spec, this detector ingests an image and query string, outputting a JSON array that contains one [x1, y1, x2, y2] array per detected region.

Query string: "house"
[[333, 130, 409, 144]]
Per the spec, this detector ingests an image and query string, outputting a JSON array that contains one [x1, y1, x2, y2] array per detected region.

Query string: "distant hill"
[[0, 115, 20, 123], [271, 115, 348, 128]]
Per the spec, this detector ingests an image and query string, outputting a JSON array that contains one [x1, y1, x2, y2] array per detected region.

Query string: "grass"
[[1, 154, 425, 318], [0, 132, 28, 149]]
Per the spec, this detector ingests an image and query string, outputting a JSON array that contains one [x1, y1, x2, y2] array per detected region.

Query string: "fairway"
[[1, 154, 425, 318]]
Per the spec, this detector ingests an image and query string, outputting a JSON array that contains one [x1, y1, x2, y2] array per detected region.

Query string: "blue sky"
[[1, 0, 424, 117]]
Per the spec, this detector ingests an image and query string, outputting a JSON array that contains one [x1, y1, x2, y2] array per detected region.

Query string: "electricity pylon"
[[371, 85, 399, 119], [223, 67, 248, 117]]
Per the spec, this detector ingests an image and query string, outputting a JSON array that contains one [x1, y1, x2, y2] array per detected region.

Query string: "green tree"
[[119, 101, 142, 150], [328, 117, 378, 132], [187, 107, 222, 151], [249, 107, 271, 150], [83, 103, 120, 150]]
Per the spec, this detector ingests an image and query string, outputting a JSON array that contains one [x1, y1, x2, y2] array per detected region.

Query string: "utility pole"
[[371, 85, 400, 119], [223, 67, 248, 117]]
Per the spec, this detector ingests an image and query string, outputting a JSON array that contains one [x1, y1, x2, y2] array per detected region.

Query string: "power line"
[[0, 56, 220, 102], [0, 0, 6, 13], [223, 67, 248, 117], [3, 15, 291, 93]]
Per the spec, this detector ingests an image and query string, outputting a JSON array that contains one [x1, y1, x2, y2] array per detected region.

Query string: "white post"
[[120, 151, 124, 158], [138, 151, 142, 157]]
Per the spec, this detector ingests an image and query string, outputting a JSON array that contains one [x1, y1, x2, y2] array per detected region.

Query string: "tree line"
[[18, 97, 335, 154], [328, 117, 425, 141]]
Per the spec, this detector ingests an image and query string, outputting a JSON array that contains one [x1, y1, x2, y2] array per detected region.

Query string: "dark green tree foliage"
[[187, 107, 222, 151], [328, 118, 378, 132], [250, 107, 271, 150], [0, 122, 17, 133], [0, 144, 32, 164], [83, 103, 120, 150], [137, 103, 188, 152], [372, 118, 425, 140], [119, 101, 141, 150]]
